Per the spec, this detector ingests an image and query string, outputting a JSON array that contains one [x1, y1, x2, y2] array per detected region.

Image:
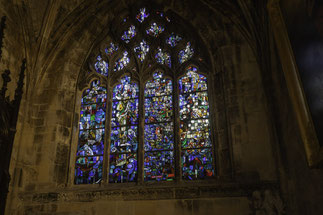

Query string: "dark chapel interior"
[[1, 0, 323, 214]]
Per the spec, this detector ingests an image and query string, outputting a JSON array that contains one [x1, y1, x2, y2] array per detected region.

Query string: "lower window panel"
[[109, 153, 137, 183], [181, 148, 214, 180], [144, 150, 175, 181], [75, 156, 103, 184]]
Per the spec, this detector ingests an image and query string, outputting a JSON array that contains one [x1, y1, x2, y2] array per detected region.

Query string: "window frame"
[[68, 6, 228, 187]]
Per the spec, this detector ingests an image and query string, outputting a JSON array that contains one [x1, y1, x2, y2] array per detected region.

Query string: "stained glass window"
[[136, 8, 149, 23], [76, 7, 216, 185], [144, 72, 174, 181], [179, 67, 214, 180], [114, 51, 130, 72], [75, 80, 107, 184], [179, 42, 194, 64], [110, 76, 139, 183], [155, 48, 171, 67], [166, 33, 182, 47], [146, 23, 164, 37], [121, 25, 136, 43], [105, 42, 118, 56], [94, 55, 108, 76], [134, 40, 150, 62]]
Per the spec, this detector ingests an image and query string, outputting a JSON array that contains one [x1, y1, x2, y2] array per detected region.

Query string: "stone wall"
[[1, 0, 321, 214]]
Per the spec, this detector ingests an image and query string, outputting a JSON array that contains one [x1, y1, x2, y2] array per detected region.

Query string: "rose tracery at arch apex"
[[74, 7, 215, 185]]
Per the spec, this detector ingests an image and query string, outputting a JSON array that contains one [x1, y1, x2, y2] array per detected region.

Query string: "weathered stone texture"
[[1, 0, 322, 215]]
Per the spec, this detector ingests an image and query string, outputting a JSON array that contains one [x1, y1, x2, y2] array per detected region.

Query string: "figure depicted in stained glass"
[[94, 55, 108, 76], [144, 72, 175, 181], [179, 42, 194, 64], [110, 154, 137, 183], [146, 23, 164, 37], [105, 42, 118, 56], [134, 40, 150, 62], [110, 76, 139, 183], [136, 8, 149, 23], [179, 67, 214, 180], [166, 33, 182, 47], [114, 51, 130, 72], [121, 25, 136, 43], [155, 48, 171, 67], [75, 80, 107, 184]]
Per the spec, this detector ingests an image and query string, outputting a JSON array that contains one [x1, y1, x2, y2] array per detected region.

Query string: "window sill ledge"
[[18, 180, 279, 203]]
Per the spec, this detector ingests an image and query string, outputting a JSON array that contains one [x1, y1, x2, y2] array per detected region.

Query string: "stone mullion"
[[137, 80, 144, 184], [103, 84, 112, 184], [207, 73, 218, 178], [173, 74, 182, 183]]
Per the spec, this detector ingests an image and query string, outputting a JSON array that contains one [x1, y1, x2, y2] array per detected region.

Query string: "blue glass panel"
[[94, 55, 108, 76], [110, 126, 138, 153], [144, 96, 173, 123], [180, 119, 211, 149], [146, 23, 164, 37], [155, 48, 171, 67], [144, 123, 174, 151], [145, 72, 172, 97], [136, 8, 149, 23], [79, 103, 106, 130], [144, 151, 175, 181], [77, 129, 104, 156], [113, 76, 139, 100], [114, 51, 130, 72], [179, 68, 214, 179], [121, 25, 136, 43], [134, 40, 150, 62], [81, 81, 107, 104], [105, 42, 118, 56], [179, 67, 207, 93], [182, 149, 214, 180], [111, 99, 139, 127], [166, 33, 182, 47], [179, 42, 194, 64], [109, 153, 137, 183], [75, 156, 103, 184], [179, 92, 209, 120]]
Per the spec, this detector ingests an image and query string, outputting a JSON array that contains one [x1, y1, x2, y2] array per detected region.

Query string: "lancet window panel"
[[109, 76, 139, 183], [179, 66, 214, 180], [75, 80, 107, 185], [144, 72, 175, 182]]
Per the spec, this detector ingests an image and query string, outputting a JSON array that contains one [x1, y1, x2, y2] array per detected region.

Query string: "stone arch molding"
[[12, 0, 260, 187], [68, 2, 224, 185]]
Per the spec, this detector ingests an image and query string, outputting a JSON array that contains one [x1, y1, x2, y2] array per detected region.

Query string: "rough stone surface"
[[0, 0, 322, 214]]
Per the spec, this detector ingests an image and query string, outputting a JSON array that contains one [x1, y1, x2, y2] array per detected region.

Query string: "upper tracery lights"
[[114, 51, 130, 72], [155, 48, 171, 68], [146, 23, 165, 37], [134, 40, 150, 62], [95, 55, 108, 76], [179, 42, 194, 64], [166, 33, 182, 47], [105, 42, 118, 56], [121, 25, 137, 43], [136, 8, 149, 23], [92, 8, 195, 75]]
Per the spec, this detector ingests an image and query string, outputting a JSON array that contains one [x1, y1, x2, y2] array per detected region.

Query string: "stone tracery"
[[75, 7, 215, 184]]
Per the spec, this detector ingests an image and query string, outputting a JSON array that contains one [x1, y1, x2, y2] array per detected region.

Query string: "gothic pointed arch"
[[72, 4, 221, 185]]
